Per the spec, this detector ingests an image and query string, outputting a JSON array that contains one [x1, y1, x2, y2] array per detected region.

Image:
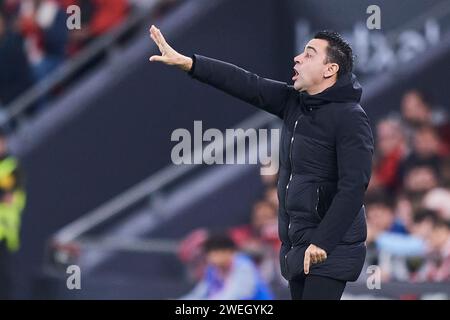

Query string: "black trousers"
[[289, 275, 347, 300]]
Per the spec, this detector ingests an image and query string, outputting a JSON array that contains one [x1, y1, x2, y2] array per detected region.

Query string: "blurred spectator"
[[180, 233, 273, 300], [410, 209, 437, 240], [179, 200, 280, 287], [399, 126, 445, 184], [66, 0, 129, 55], [16, 0, 68, 82], [401, 89, 434, 129], [371, 118, 407, 191], [422, 188, 450, 221], [401, 89, 450, 151], [264, 187, 278, 210], [365, 191, 408, 245], [414, 125, 448, 157], [0, 10, 33, 107], [260, 172, 278, 188], [230, 200, 279, 251], [0, 0, 20, 21], [394, 194, 415, 233], [367, 208, 436, 281], [0, 129, 26, 299], [440, 157, 450, 188], [83, 0, 128, 36], [415, 216, 450, 282], [402, 164, 438, 199], [178, 228, 208, 281], [229, 200, 280, 284]]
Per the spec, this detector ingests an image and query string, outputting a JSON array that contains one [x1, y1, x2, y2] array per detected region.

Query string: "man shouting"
[[149, 25, 374, 300]]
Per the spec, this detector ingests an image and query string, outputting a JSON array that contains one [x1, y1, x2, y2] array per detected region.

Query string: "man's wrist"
[[179, 56, 193, 72]]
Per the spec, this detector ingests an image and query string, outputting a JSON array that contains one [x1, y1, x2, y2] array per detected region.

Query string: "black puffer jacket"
[[189, 55, 374, 282]]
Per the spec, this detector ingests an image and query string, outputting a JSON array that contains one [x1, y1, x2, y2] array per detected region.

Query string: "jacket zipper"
[[284, 253, 289, 275], [285, 114, 303, 250]]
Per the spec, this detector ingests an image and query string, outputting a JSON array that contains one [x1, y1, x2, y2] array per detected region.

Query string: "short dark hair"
[[314, 30, 354, 77], [429, 213, 450, 230], [364, 190, 395, 209], [413, 208, 437, 224], [203, 233, 236, 253], [405, 89, 435, 109]]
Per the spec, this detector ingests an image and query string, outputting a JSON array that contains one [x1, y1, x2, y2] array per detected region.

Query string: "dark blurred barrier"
[[362, 32, 450, 123], [287, 0, 450, 80], [42, 164, 268, 299]]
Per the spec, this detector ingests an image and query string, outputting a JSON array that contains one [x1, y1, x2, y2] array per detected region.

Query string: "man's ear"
[[324, 63, 339, 78]]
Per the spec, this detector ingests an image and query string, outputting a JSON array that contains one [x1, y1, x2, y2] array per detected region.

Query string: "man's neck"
[[306, 78, 337, 95]]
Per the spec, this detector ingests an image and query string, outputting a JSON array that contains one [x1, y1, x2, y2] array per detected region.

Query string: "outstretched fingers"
[[154, 27, 168, 48], [149, 25, 169, 53]]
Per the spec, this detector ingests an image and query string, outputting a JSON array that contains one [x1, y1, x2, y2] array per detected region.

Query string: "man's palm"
[[148, 25, 192, 71]]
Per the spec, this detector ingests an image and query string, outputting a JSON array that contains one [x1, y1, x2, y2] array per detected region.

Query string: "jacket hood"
[[298, 73, 362, 109]]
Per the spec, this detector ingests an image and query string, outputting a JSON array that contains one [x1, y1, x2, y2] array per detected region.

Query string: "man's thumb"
[[149, 55, 165, 62]]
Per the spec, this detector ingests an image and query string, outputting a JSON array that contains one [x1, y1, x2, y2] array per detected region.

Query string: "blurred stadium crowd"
[[0, 0, 177, 115], [366, 89, 450, 283]]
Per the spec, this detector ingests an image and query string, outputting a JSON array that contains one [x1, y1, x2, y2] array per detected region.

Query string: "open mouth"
[[292, 68, 299, 81]]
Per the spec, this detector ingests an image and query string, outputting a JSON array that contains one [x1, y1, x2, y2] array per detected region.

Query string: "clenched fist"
[[304, 244, 327, 275]]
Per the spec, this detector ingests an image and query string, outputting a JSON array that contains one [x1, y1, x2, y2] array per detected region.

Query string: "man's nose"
[[294, 54, 303, 64]]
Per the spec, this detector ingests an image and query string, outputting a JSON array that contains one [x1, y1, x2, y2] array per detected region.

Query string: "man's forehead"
[[305, 39, 328, 52]]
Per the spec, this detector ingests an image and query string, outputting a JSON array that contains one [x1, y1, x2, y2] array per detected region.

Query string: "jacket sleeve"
[[310, 107, 374, 254], [188, 54, 291, 119]]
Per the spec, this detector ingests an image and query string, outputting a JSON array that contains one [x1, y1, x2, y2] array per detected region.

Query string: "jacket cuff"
[[187, 54, 197, 76], [310, 238, 333, 255]]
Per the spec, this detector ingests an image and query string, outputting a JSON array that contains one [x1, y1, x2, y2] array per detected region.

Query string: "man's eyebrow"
[[305, 46, 317, 53]]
